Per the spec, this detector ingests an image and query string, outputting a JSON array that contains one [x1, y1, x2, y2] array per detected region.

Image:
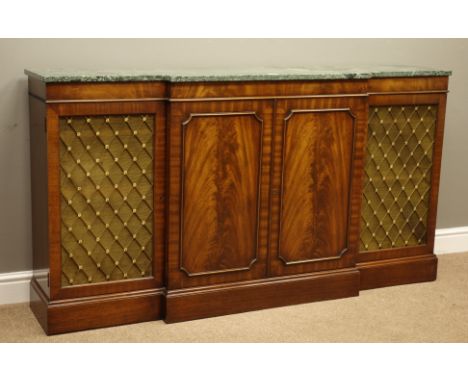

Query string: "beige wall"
[[0, 38, 467, 272]]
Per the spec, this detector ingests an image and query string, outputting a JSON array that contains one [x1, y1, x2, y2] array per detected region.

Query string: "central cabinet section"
[[168, 96, 366, 289]]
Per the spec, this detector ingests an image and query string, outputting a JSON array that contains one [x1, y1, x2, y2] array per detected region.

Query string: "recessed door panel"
[[269, 98, 366, 276], [360, 105, 437, 252], [181, 113, 262, 276], [279, 110, 354, 263]]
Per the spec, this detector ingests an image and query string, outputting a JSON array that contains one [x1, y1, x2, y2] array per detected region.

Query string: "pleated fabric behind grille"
[[59, 115, 154, 286], [360, 105, 437, 251]]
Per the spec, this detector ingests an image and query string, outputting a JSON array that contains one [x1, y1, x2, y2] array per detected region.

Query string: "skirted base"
[[30, 254, 438, 334], [165, 268, 360, 323]]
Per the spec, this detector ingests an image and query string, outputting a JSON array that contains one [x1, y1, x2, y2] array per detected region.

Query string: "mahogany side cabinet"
[[25, 68, 451, 334]]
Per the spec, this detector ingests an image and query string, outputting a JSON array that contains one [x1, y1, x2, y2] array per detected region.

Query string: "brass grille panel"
[[360, 105, 436, 251], [59, 115, 154, 286]]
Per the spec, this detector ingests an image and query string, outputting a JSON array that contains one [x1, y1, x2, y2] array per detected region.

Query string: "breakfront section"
[[164, 100, 274, 321], [26, 68, 450, 334], [166, 101, 273, 287]]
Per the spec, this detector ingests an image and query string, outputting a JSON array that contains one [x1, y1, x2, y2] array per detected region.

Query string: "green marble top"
[[24, 66, 452, 83]]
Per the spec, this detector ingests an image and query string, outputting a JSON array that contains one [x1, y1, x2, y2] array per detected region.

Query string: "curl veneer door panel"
[[269, 98, 367, 276], [167, 101, 273, 289]]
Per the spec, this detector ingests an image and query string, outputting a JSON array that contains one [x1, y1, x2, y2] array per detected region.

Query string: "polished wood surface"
[[368, 76, 449, 93], [181, 112, 262, 276], [44, 81, 167, 101], [46, 101, 166, 300], [165, 268, 359, 323], [167, 100, 273, 289], [27, 75, 449, 333], [170, 80, 367, 99], [269, 97, 367, 276], [46, 104, 61, 300], [28, 77, 46, 100], [279, 109, 354, 264]]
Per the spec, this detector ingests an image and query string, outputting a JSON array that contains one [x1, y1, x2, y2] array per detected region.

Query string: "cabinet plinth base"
[[30, 278, 164, 335], [357, 254, 438, 290], [165, 268, 360, 323], [29, 256, 439, 334]]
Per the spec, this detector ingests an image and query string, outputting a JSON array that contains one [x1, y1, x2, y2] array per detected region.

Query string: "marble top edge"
[[24, 67, 452, 83]]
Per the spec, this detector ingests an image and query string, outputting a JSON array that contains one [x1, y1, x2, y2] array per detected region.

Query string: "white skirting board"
[[1, 227, 468, 305], [433, 226, 468, 255]]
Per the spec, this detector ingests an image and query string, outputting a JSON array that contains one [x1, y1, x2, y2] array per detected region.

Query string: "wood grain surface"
[[279, 109, 354, 263], [165, 268, 360, 323], [26, 76, 449, 334], [167, 100, 273, 289], [358, 92, 448, 263], [170, 80, 367, 99], [181, 113, 262, 276]]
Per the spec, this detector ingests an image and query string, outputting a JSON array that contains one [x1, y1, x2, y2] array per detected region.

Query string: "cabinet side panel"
[[29, 96, 50, 297], [279, 111, 354, 262]]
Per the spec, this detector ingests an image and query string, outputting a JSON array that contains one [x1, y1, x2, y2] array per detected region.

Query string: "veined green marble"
[[24, 66, 452, 83]]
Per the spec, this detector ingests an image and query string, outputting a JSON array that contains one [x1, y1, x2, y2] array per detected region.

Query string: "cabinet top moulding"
[[25, 66, 451, 102]]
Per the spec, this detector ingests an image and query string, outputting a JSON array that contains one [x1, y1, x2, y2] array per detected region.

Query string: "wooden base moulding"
[[29, 258, 438, 333]]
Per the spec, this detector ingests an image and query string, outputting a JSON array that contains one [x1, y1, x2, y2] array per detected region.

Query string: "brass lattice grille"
[[59, 115, 154, 286], [360, 105, 437, 251]]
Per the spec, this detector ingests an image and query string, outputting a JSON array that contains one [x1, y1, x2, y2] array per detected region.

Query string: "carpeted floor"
[[1, 252, 467, 342]]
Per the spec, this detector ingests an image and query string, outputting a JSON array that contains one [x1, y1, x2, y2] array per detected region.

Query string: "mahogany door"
[[167, 100, 273, 289], [358, 93, 448, 263], [269, 97, 367, 276]]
